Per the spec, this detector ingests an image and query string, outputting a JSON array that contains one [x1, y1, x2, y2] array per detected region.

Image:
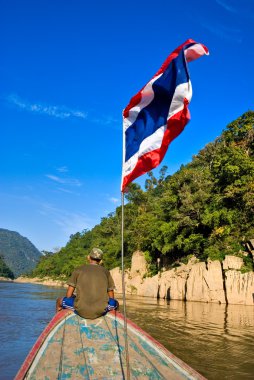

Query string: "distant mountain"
[[0, 229, 42, 277], [0, 255, 14, 279]]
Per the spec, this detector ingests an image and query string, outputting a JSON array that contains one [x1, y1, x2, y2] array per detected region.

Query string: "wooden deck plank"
[[16, 310, 206, 380]]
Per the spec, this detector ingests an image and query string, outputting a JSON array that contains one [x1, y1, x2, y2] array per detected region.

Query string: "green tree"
[[30, 111, 254, 277]]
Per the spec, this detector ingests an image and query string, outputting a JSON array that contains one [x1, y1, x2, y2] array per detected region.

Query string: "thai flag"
[[121, 39, 209, 192]]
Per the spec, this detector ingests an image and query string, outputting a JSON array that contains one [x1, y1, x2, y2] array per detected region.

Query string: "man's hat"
[[89, 247, 103, 260]]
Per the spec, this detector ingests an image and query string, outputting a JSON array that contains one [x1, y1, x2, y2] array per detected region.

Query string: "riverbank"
[[4, 251, 254, 306], [0, 276, 13, 282], [14, 276, 67, 287]]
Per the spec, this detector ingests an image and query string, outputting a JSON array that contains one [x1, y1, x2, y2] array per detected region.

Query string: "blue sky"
[[0, 0, 253, 252]]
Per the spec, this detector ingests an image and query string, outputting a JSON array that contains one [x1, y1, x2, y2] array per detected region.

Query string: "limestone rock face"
[[223, 255, 244, 270], [186, 262, 210, 302], [158, 265, 190, 300], [126, 273, 143, 295], [125, 250, 149, 295], [169, 275, 187, 300], [110, 252, 253, 306], [110, 267, 123, 293], [158, 270, 174, 299], [205, 260, 226, 303], [111, 251, 149, 295], [130, 251, 147, 278], [186, 261, 226, 303], [225, 270, 254, 305], [137, 275, 159, 298]]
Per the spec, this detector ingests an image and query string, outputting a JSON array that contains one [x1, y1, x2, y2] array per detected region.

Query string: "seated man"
[[56, 247, 118, 318]]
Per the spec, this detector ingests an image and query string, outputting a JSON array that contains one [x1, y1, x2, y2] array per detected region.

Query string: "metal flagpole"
[[121, 190, 131, 380]]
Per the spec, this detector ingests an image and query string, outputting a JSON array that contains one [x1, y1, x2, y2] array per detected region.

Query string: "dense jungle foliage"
[[31, 111, 254, 279]]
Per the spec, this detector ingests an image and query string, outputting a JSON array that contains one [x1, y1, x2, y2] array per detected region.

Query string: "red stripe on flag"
[[123, 39, 196, 120]]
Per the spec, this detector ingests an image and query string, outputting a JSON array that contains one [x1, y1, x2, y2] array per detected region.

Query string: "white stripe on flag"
[[123, 74, 162, 131], [122, 80, 191, 178]]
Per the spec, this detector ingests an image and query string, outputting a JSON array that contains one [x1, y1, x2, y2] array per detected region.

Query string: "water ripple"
[[0, 283, 254, 380]]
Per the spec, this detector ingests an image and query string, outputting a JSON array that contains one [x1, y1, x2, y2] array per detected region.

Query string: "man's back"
[[68, 264, 115, 319]]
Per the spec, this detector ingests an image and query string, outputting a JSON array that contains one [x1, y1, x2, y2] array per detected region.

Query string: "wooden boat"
[[15, 309, 206, 380]]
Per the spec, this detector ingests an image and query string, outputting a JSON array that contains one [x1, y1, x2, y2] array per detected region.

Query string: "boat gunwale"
[[14, 309, 72, 380]]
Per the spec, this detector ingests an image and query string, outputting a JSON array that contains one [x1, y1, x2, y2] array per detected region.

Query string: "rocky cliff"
[[110, 251, 254, 306]]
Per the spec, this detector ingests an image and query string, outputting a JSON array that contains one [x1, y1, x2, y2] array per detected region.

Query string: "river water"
[[0, 281, 253, 380]]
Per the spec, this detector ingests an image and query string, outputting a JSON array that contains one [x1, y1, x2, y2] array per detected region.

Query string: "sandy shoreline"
[[0, 276, 14, 282], [13, 276, 68, 287]]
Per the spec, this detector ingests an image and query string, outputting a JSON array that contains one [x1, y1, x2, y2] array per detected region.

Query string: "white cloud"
[[46, 174, 82, 187], [54, 212, 90, 237], [57, 166, 69, 173], [91, 114, 121, 130], [39, 202, 92, 238], [216, 0, 237, 13], [109, 197, 120, 204], [216, 0, 254, 20], [92, 115, 119, 125], [6, 94, 87, 120], [202, 22, 242, 43], [57, 187, 78, 195], [5, 94, 122, 129], [46, 175, 65, 184]]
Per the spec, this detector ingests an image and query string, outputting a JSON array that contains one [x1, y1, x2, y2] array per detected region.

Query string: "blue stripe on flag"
[[125, 48, 190, 162]]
